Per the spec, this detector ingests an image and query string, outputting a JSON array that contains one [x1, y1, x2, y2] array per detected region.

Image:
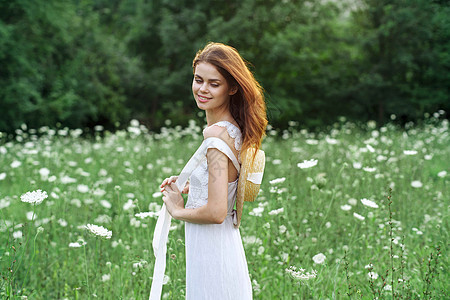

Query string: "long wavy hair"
[[193, 42, 268, 157]]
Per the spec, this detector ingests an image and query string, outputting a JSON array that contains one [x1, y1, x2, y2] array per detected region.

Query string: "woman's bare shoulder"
[[203, 124, 237, 151]]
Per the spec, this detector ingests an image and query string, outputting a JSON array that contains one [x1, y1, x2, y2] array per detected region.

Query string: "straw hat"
[[235, 147, 265, 228]]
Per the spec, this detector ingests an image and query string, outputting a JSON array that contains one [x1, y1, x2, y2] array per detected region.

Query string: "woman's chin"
[[196, 101, 208, 109]]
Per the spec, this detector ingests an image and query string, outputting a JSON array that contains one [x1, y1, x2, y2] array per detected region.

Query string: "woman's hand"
[[160, 176, 189, 194], [162, 182, 184, 218]]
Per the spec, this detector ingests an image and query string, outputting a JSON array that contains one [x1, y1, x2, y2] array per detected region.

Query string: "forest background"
[[0, 0, 449, 133]]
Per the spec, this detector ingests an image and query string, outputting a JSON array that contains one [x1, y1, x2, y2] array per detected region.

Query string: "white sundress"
[[185, 121, 253, 300]]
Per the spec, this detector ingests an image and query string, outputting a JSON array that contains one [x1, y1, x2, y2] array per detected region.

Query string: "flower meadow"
[[0, 115, 448, 299]]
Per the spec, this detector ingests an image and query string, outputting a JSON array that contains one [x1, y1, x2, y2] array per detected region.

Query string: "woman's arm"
[[162, 148, 229, 224]]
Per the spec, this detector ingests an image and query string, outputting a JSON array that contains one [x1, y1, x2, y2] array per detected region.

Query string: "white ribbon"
[[149, 140, 210, 300], [247, 172, 263, 184]]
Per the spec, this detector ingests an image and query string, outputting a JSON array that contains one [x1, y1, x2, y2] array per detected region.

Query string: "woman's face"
[[192, 62, 236, 111]]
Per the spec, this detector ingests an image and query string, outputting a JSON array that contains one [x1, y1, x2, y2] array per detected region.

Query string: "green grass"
[[0, 117, 448, 299]]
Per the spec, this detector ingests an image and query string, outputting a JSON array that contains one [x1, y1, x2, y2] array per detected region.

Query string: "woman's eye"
[[195, 79, 202, 83], [211, 84, 219, 87]]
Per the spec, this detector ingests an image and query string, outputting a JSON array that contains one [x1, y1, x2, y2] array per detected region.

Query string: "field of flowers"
[[0, 113, 448, 299]]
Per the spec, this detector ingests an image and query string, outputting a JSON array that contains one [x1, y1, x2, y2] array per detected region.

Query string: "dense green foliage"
[[0, 0, 449, 133], [0, 117, 448, 298]]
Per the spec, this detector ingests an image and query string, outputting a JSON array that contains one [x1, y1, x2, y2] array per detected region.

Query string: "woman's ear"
[[229, 86, 238, 96]]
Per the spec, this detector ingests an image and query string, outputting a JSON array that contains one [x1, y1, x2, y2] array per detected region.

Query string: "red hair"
[[193, 42, 268, 157]]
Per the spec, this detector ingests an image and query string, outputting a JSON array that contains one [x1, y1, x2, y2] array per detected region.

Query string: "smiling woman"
[[158, 42, 268, 299], [192, 62, 237, 113]]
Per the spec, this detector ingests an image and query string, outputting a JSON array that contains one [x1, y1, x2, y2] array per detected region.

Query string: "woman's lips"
[[198, 95, 211, 103]]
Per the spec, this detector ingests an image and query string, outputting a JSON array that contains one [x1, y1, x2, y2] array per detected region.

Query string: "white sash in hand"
[[149, 137, 239, 299], [149, 140, 209, 299]]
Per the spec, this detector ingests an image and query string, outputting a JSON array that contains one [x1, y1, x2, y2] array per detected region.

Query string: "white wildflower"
[[100, 200, 112, 209], [272, 159, 282, 165], [353, 162, 362, 169], [368, 272, 378, 280], [123, 199, 136, 211], [0, 173, 6, 180], [132, 260, 148, 269], [297, 159, 318, 169], [353, 212, 365, 221], [403, 150, 418, 155], [135, 211, 159, 219], [285, 266, 317, 280], [360, 198, 379, 208], [93, 188, 106, 197], [77, 184, 89, 193], [268, 207, 284, 215], [152, 191, 162, 198], [163, 275, 170, 285], [0, 198, 11, 209], [20, 189, 48, 205], [279, 225, 287, 234], [305, 139, 319, 145], [11, 161, 21, 168], [243, 236, 262, 245], [85, 224, 112, 239], [340, 204, 352, 211], [149, 202, 162, 211], [249, 206, 264, 217], [348, 198, 358, 206], [61, 175, 77, 184], [411, 180, 423, 188], [69, 241, 85, 248], [437, 171, 447, 178], [269, 177, 286, 185], [13, 231, 23, 239], [326, 137, 338, 144], [101, 274, 111, 282], [39, 168, 50, 178], [312, 253, 326, 264], [26, 211, 36, 220], [363, 167, 376, 173]]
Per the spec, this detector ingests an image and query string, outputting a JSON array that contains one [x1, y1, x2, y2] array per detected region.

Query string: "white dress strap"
[[204, 137, 240, 173], [204, 121, 242, 157]]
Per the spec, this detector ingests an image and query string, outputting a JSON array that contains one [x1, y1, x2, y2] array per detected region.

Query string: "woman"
[[160, 42, 267, 299]]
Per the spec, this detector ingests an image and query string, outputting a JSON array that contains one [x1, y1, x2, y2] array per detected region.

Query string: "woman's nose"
[[199, 83, 208, 93]]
